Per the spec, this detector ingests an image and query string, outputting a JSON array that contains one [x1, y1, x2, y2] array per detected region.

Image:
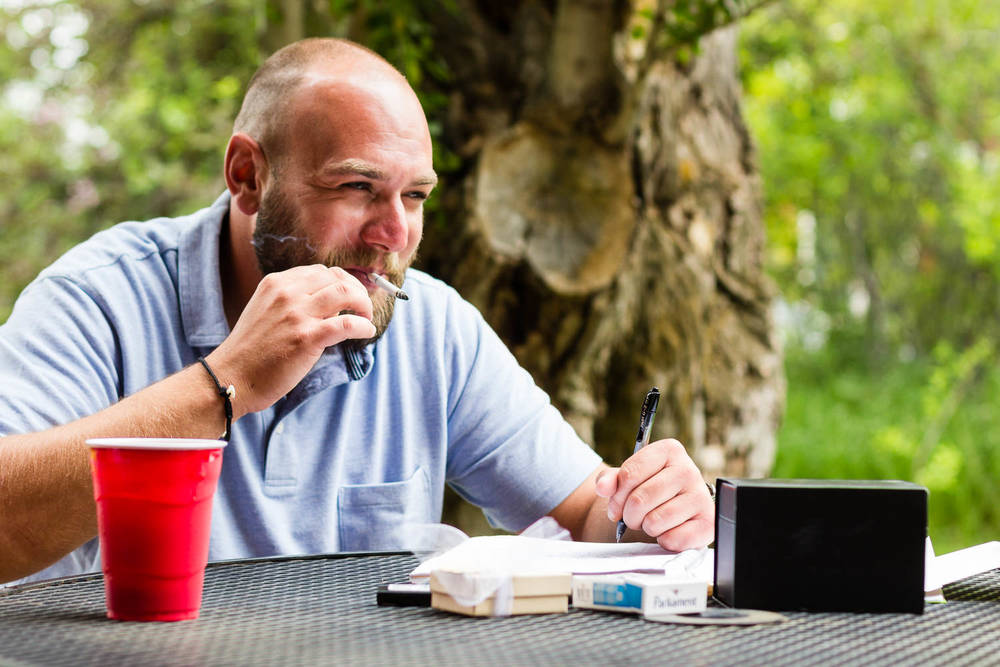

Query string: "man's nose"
[[361, 196, 410, 253]]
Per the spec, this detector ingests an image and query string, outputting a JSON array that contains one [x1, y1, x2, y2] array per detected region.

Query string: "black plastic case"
[[714, 478, 927, 614]]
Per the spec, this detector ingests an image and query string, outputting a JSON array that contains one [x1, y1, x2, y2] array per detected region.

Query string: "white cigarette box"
[[572, 573, 707, 617]]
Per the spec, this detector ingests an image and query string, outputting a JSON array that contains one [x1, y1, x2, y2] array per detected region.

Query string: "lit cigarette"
[[369, 272, 409, 301]]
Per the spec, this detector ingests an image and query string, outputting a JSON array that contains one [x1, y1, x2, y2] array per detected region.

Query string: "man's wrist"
[[197, 357, 235, 441]]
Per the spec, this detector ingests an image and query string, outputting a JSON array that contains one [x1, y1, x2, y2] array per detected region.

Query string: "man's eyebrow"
[[412, 172, 439, 188], [319, 160, 438, 188], [320, 159, 387, 180]]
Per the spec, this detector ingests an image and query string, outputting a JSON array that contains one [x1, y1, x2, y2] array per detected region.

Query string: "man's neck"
[[220, 201, 263, 330]]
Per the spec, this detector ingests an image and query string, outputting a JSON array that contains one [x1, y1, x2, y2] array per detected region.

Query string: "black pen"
[[615, 387, 660, 543]]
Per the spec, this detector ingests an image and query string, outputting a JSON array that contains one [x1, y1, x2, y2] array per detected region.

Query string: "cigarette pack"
[[572, 573, 707, 617]]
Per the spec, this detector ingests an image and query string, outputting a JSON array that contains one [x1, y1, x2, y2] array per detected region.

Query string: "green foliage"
[[745, 0, 1000, 550], [0, 0, 262, 321], [629, 0, 769, 67], [741, 0, 1000, 357], [661, 0, 768, 48], [777, 349, 1000, 553]]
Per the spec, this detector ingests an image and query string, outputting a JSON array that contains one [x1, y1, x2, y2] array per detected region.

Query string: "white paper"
[[925, 540, 1000, 592], [409, 534, 712, 583]]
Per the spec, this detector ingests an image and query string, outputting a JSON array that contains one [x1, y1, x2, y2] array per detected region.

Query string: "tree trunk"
[[414, 1, 785, 533]]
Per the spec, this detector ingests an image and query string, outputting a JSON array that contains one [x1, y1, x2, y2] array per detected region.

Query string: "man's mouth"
[[343, 267, 377, 289]]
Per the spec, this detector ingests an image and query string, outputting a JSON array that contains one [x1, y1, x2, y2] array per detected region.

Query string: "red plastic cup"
[[86, 438, 227, 622]]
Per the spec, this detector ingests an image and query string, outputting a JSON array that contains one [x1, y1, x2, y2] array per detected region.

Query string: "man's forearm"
[[0, 363, 230, 583]]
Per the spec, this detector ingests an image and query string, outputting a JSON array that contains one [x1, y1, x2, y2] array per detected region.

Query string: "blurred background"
[[1, 0, 997, 553], [742, 0, 1000, 553]]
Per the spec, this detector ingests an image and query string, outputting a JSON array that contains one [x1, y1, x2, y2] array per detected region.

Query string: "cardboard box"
[[713, 478, 927, 614], [429, 570, 571, 617], [430, 592, 568, 616], [572, 573, 707, 617]]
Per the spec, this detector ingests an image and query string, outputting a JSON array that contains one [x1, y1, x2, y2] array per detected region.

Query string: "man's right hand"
[[205, 264, 376, 418]]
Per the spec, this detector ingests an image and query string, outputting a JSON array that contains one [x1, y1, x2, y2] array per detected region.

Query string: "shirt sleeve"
[[0, 275, 121, 436], [0, 275, 121, 584], [442, 295, 602, 533]]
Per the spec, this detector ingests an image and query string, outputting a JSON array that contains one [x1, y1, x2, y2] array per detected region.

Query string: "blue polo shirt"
[[1, 192, 601, 584]]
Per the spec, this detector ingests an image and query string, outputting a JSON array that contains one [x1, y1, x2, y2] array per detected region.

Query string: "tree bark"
[[414, 1, 785, 533]]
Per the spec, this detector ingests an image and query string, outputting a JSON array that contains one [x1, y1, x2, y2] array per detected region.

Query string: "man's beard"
[[251, 184, 411, 352]]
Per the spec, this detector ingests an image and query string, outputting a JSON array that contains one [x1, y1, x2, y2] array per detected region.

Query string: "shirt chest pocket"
[[337, 467, 432, 552]]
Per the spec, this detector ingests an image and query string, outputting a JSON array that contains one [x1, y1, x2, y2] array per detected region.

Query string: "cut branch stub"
[[472, 122, 635, 296]]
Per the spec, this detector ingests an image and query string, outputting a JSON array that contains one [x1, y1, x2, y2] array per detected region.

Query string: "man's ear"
[[224, 133, 268, 216]]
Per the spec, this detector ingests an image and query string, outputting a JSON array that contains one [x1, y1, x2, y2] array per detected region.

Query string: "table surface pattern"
[[1, 552, 999, 666]]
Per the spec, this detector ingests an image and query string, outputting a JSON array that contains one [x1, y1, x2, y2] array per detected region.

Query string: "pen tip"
[[397, 292, 409, 301]]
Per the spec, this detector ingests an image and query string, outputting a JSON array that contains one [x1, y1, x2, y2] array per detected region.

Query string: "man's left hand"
[[594, 438, 714, 551]]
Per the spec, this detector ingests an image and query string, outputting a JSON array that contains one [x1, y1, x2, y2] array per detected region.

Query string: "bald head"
[[233, 38, 413, 168]]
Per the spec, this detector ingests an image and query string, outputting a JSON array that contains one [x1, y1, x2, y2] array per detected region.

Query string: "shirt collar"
[[179, 191, 232, 348]]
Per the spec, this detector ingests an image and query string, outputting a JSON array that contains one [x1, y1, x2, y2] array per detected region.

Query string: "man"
[[0, 38, 713, 585]]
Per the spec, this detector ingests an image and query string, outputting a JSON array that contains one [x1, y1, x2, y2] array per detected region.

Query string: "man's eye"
[[406, 191, 429, 201], [343, 182, 372, 192]]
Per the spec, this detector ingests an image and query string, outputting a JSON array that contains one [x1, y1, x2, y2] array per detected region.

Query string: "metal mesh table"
[[2, 553, 999, 666]]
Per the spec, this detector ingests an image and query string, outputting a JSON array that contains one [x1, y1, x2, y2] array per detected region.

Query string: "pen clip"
[[635, 387, 660, 446]]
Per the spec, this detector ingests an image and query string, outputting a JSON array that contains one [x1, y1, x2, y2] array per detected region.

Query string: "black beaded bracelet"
[[198, 357, 234, 441]]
